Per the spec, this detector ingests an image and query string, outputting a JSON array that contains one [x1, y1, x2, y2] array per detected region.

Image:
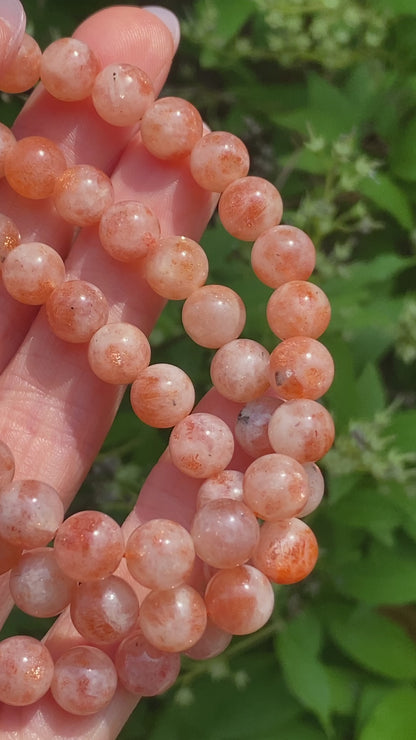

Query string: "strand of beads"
[[0, 15, 335, 718]]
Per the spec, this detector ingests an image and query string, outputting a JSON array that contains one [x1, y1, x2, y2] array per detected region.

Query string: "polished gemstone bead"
[[88, 322, 151, 384], [251, 225, 316, 288], [130, 363, 195, 428], [243, 453, 309, 520], [92, 63, 155, 126], [218, 176, 283, 241], [169, 412, 234, 479], [269, 336, 334, 401], [40, 37, 100, 101], [196, 469, 244, 510], [9, 547, 76, 618], [115, 631, 181, 696], [267, 280, 331, 340], [184, 619, 232, 660], [0, 213, 20, 264], [141, 96, 203, 160], [190, 131, 250, 192], [252, 518, 319, 584], [2, 241, 66, 305], [235, 395, 283, 458], [210, 338, 270, 403], [191, 499, 259, 569], [53, 165, 114, 226], [139, 584, 207, 652], [99, 199, 160, 262], [50, 645, 118, 716], [125, 519, 195, 590], [0, 122, 16, 177], [70, 575, 139, 644], [0, 636, 54, 706], [268, 399, 335, 463], [298, 462, 325, 517], [0, 33, 41, 93], [4, 136, 67, 199], [182, 284, 246, 348], [0, 479, 64, 548], [46, 280, 109, 343], [145, 235, 209, 300], [205, 564, 274, 635]]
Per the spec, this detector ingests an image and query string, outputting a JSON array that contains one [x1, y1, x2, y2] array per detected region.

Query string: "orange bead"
[[4, 136, 67, 199], [0, 33, 41, 93]]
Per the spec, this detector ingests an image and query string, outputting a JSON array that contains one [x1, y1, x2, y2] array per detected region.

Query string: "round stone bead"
[[196, 469, 244, 510], [88, 322, 151, 384], [130, 363, 195, 428], [0, 123, 16, 177], [98, 199, 160, 262], [140, 96, 203, 160], [182, 284, 246, 348], [190, 131, 250, 192], [50, 645, 118, 716], [4, 136, 67, 199], [169, 413, 234, 479], [40, 37, 100, 101], [243, 452, 309, 520], [70, 575, 140, 645], [191, 499, 260, 569], [115, 631, 181, 696], [0, 535, 22, 576], [210, 338, 270, 403], [234, 395, 283, 458], [184, 619, 232, 660], [53, 165, 114, 226], [0, 213, 20, 264], [92, 63, 155, 126], [125, 519, 195, 590], [0, 479, 64, 549], [252, 518, 319, 584], [46, 280, 109, 343], [2, 241, 66, 305], [0, 33, 42, 93], [0, 636, 54, 706], [144, 235, 209, 300], [251, 225, 316, 288], [298, 462, 325, 517], [205, 564, 274, 635], [268, 399, 335, 463], [267, 280, 331, 339], [218, 176, 283, 241], [139, 584, 207, 653], [9, 547, 76, 618], [269, 336, 335, 401]]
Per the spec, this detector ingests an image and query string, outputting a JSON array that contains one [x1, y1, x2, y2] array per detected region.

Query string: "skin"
[[0, 3, 251, 737]]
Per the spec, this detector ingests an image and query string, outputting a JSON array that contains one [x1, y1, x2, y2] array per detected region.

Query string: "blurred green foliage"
[[3, 0, 416, 737]]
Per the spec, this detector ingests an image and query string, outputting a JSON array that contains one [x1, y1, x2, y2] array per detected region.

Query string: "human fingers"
[[0, 0, 25, 75]]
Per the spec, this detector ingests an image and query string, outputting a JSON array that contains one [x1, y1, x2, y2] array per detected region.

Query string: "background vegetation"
[[2, 0, 416, 737]]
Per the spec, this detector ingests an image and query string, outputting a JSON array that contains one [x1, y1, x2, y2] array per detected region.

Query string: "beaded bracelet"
[[0, 14, 335, 716]]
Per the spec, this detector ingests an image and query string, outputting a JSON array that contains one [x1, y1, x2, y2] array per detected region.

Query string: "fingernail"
[[0, 0, 26, 66], [143, 6, 180, 52]]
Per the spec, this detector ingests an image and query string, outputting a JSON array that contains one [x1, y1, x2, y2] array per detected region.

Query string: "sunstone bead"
[[267, 280, 331, 340], [92, 63, 155, 126], [115, 631, 181, 696], [88, 322, 151, 384], [99, 199, 160, 262], [70, 575, 140, 645], [53, 165, 114, 226], [125, 519, 195, 590], [40, 37, 100, 101], [140, 96, 203, 160], [235, 395, 283, 458], [184, 619, 232, 660], [4, 136, 67, 199], [243, 453, 309, 521], [2, 241, 66, 305], [252, 518, 319, 584], [298, 462, 325, 517], [139, 584, 207, 653], [144, 235, 209, 300], [0, 213, 20, 264], [205, 564, 274, 635], [0, 479, 64, 549], [196, 469, 244, 510], [251, 225, 316, 288], [190, 131, 250, 192], [269, 336, 335, 401], [182, 284, 246, 349], [0, 33, 42, 93], [46, 280, 109, 343], [218, 176, 283, 241], [130, 363, 195, 428], [9, 547, 76, 618], [210, 338, 270, 403], [191, 499, 260, 569], [50, 645, 118, 716], [169, 413, 234, 479], [0, 636, 54, 706], [268, 399, 335, 463], [0, 123, 16, 177]]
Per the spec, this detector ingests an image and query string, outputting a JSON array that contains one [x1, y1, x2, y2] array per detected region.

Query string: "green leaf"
[[358, 687, 416, 740], [325, 603, 416, 680], [390, 117, 416, 182], [355, 364, 386, 419], [275, 610, 333, 733], [196, 0, 254, 43], [327, 485, 402, 546], [360, 174, 414, 230], [326, 665, 360, 716], [375, 0, 416, 15]]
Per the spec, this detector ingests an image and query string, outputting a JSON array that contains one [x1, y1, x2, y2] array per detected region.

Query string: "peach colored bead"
[[88, 322, 151, 385], [140, 96, 203, 160], [40, 37, 100, 102], [196, 469, 244, 509], [191, 499, 260, 569], [125, 519, 195, 590], [0, 213, 20, 264], [169, 412, 234, 479], [70, 575, 139, 645], [0, 33, 41, 93], [210, 338, 270, 403], [205, 564, 274, 635], [298, 463, 325, 517], [115, 631, 181, 696], [0, 636, 54, 706], [267, 280, 331, 339], [53, 165, 114, 226], [98, 199, 160, 262], [268, 399, 335, 463], [51, 646, 118, 716], [0, 535, 22, 576], [4, 136, 67, 199], [190, 131, 250, 192], [9, 547, 76, 618], [0, 438, 14, 489], [92, 63, 155, 126], [218, 176, 283, 241], [130, 363, 195, 428], [144, 235, 209, 300], [2, 241, 66, 305], [139, 584, 207, 653], [243, 453, 309, 520], [182, 284, 246, 348], [235, 395, 283, 458], [0, 479, 64, 549], [251, 224, 316, 288], [252, 518, 318, 584], [269, 336, 334, 401], [46, 280, 109, 343], [184, 619, 232, 660], [0, 123, 16, 177]]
